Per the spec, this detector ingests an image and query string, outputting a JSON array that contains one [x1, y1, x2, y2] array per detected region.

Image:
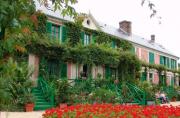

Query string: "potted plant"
[[23, 89, 35, 112], [54, 79, 70, 109]]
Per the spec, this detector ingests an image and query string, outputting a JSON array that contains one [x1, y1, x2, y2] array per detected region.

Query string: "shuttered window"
[[171, 59, 177, 69], [160, 55, 166, 66], [149, 52, 154, 64], [46, 21, 67, 43]]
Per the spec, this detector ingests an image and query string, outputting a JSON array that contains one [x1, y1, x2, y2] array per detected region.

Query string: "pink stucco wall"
[[67, 62, 71, 79], [136, 47, 140, 58], [155, 54, 160, 64], [153, 72, 159, 84], [141, 48, 148, 62]]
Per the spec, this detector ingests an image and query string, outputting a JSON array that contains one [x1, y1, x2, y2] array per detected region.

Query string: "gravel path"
[[1, 102, 180, 118], [0, 111, 44, 118]]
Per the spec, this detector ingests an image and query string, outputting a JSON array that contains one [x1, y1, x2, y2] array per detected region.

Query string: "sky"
[[74, 0, 180, 60]]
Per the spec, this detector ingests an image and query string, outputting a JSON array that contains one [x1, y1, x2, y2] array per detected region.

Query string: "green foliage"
[[95, 32, 133, 51], [0, 58, 34, 110], [88, 88, 119, 104], [118, 51, 141, 81], [34, 11, 47, 34], [54, 79, 70, 104], [0, 0, 36, 40], [65, 22, 82, 46]]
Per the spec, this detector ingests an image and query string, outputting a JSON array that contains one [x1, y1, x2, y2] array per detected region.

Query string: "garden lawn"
[[43, 104, 180, 118]]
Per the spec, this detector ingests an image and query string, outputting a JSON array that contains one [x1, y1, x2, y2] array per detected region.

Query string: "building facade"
[[29, 1, 179, 87]]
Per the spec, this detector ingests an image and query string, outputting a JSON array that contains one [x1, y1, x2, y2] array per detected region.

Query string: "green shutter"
[[167, 57, 170, 68], [92, 33, 96, 44], [174, 60, 177, 69], [105, 66, 111, 79], [171, 78, 174, 86], [61, 26, 67, 43], [61, 62, 67, 78], [141, 72, 147, 81], [149, 52, 154, 64], [81, 32, 85, 45], [171, 59, 175, 69], [112, 40, 116, 48], [160, 56, 164, 65], [46, 21, 52, 37], [58, 26, 61, 42], [131, 46, 135, 54]]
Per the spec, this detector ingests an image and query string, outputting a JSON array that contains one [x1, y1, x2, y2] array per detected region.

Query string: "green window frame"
[[46, 21, 66, 43], [149, 52, 154, 64], [84, 33, 90, 46]]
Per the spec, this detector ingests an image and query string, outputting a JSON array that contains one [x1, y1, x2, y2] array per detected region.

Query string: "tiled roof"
[[98, 22, 178, 58], [34, 0, 179, 59]]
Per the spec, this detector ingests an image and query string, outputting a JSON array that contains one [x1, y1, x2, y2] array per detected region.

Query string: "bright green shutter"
[[149, 52, 154, 64], [174, 60, 177, 69], [131, 46, 135, 54], [81, 32, 85, 45], [46, 21, 52, 38], [167, 58, 170, 68], [160, 56, 164, 65], [112, 41, 116, 48], [141, 72, 147, 81], [92, 33, 96, 44], [61, 62, 67, 78], [105, 66, 111, 79], [171, 59, 174, 69], [171, 78, 174, 86], [58, 26, 61, 42], [62, 26, 67, 43]]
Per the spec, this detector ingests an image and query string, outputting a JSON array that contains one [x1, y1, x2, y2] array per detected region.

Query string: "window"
[[112, 41, 117, 48], [80, 65, 89, 78], [149, 52, 154, 64], [52, 24, 61, 41], [84, 33, 90, 45], [160, 56, 166, 66], [149, 73, 153, 83]]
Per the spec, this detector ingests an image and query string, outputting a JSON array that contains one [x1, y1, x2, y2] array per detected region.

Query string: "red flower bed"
[[43, 104, 180, 118]]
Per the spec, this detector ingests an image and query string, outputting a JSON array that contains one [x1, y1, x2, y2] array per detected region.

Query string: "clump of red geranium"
[[43, 104, 180, 118]]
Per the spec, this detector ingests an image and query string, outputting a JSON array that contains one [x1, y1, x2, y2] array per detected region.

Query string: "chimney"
[[150, 34, 155, 43], [119, 20, 132, 35]]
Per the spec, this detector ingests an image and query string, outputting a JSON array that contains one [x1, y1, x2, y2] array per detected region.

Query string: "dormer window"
[[87, 19, 90, 25]]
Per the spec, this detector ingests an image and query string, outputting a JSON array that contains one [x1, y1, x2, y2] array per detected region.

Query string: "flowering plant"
[[43, 104, 180, 118]]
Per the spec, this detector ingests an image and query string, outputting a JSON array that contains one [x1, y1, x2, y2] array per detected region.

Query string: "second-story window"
[[52, 24, 61, 41], [84, 33, 90, 46], [149, 52, 154, 64]]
